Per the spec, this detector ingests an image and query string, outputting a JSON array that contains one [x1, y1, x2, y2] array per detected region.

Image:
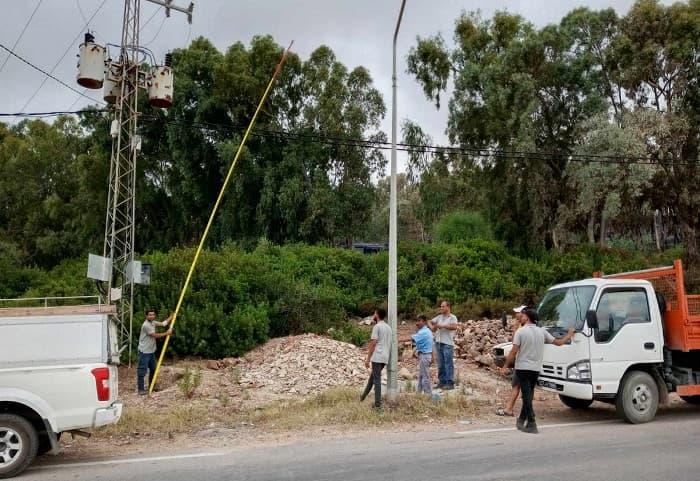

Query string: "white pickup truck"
[[0, 300, 122, 478]]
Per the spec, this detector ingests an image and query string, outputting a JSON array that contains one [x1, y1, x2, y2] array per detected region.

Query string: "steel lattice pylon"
[[103, 0, 141, 362]]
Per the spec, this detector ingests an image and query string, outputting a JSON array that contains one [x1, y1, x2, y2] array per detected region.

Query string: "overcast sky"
[[0, 0, 664, 173]]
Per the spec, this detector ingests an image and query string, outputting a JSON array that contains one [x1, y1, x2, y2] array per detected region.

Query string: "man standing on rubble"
[[430, 300, 459, 389], [361, 307, 392, 409]]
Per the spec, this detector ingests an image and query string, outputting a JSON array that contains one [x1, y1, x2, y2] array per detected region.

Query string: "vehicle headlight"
[[567, 360, 591, 381]]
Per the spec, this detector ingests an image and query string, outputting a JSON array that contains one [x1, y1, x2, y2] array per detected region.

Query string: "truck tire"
[[680, 395, 700, 405], [0, 414, 39, 479], [615, 371, 659, 424], [559, 395, 593, 409]]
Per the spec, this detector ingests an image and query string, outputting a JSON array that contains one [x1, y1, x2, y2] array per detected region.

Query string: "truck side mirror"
[[586, 309, 598, 330]]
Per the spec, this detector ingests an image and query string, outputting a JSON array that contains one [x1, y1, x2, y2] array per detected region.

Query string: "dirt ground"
[[52, 330, 698, 461]]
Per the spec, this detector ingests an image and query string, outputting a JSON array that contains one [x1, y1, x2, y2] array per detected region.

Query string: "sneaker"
[[138, 390, 147, 396], [523, 422, 539, 434], [434, 383, 445, 389], [443, 383, 455, 391], [516, 418, 525, 431]]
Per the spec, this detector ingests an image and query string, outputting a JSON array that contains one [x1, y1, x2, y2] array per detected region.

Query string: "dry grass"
[[96, 387, 483, 438], [241, 387, 480, 430]]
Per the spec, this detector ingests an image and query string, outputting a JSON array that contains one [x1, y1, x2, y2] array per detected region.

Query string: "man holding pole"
[[137, 309, 172, 395]]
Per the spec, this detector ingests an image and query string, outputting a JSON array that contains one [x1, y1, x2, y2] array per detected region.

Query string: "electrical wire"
[[18, 0, 108, 112], [0, 44, 105, 105], [2, 108, 697, 167], [0, 0, 43, 75], [141, 15, 167, 47], [0, 109, 107, 118]]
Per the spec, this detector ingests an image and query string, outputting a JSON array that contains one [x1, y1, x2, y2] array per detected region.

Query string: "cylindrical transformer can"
[[148, 65, 173, 108], [77, 33, 105, 89]]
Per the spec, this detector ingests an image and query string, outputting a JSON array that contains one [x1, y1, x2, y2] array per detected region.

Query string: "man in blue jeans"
[[137, 309, 172, 395], [430, 300, 459, 389]]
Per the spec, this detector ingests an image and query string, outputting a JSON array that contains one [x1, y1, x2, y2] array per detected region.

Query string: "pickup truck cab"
[[0, 301, 122, 478]]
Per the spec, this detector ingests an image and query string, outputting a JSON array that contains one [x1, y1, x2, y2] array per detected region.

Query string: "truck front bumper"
[[94, 401, 123, 427], [537, 377, 593, 400]]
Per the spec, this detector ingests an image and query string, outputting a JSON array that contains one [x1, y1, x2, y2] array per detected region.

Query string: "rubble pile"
[[453, 318, 516, 366], [237, 334, 367, 396]]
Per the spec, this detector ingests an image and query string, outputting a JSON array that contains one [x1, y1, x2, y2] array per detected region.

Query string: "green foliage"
[[435, 211, 493, 244], [4, 241, 686, 357], [330, 322, 370, 347], [178, 366, 203, 399]]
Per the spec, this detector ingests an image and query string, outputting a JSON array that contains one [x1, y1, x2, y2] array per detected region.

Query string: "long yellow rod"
[[149, 42, 293, 394]]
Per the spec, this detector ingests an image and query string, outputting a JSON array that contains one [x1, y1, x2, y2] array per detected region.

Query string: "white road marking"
[[455, 419, 615, 435], [31, 452, 225, 470]]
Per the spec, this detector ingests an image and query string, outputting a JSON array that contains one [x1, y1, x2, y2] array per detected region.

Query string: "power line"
[[141, 114, 697, 167], [3, 108, 697, 167], [18, 0, 108, 113], [0, 44, 104, 105], [0, 0, 44, 75], [142, 15, 167, 47], [0, 109, 107, 118]]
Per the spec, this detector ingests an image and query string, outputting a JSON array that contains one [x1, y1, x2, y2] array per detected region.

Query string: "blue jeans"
[[137, 351, 156, 392], [435, 342, 454, 386]]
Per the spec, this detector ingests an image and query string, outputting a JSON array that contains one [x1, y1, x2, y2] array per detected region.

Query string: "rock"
[[206, 360, 221, 370], [399, 367, 414, 380]]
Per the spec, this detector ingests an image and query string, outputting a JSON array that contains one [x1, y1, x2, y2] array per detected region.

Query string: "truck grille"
[[542, 364, 564, 378]]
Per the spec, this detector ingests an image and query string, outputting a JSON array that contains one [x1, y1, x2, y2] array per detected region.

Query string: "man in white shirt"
[[360, 308, 392, 409], [430, 300, 459, 389]]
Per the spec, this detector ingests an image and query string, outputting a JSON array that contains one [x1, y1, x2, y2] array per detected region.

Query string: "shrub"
[[434, 211, 494, 244], [178, 366, 202, 399], [330, 322, 371, 347]]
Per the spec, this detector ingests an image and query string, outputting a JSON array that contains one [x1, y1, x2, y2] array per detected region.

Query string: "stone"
[[206, 360, 221, 370], [399, 367, 414, 380]]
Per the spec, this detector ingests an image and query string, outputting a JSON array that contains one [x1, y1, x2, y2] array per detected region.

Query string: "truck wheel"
[[0, 414, 39, 479], [559, 395, 593, 409], [615, 371, 659, 424], [680, 395, 700, 405]]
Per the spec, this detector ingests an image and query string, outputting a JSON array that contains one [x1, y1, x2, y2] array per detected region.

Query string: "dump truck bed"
[[596, 260, 700, 352]]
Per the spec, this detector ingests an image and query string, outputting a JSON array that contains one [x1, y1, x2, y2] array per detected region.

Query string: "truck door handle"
[[644, 342, 655, 350]]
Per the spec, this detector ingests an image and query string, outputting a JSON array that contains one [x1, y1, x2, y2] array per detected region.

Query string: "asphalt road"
[[24, 407, 700, 481]]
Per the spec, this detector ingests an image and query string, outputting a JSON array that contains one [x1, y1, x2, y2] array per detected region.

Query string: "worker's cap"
[[513, 305, 527, 313]]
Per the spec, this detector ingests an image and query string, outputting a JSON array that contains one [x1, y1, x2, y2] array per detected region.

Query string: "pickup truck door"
[[589, 286, 662, 395]]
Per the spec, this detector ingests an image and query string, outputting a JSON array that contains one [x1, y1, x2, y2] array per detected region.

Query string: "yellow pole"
[[149, 42, 293, 394]]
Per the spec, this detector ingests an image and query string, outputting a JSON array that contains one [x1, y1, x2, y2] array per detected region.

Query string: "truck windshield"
[[537, 286, 596, 333]]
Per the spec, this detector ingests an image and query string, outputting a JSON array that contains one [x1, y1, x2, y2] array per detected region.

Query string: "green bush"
[[434, 211, 494, 244], [330, 322, 371, 347], [6, 239, 686, 358]]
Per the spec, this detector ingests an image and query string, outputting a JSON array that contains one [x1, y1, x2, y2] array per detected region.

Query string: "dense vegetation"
[[1, 240, 683, 356]]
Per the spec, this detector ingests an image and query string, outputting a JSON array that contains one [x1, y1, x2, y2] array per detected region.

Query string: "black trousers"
[[362, 362, 386, 407], [515, 369, 539, 423]]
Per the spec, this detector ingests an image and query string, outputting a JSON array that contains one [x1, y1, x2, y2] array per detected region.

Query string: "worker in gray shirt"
[[137, 308, 173, 395], [502, 308, 574, 433], [361, 308, 392, 408], [430, 300, 459, 389]]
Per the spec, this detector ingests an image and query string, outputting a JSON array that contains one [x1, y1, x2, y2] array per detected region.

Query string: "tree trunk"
[[682, 221, 699, 267], [599, 213, 607, 248], [654, 209, 662, 251], [588, 213, 596, 244]]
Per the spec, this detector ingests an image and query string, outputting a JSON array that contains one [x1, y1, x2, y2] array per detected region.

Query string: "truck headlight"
[[567, 360, 591, 381]]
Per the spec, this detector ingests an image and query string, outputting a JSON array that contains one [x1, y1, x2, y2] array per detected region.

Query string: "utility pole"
[[387, 0, 407, 402], [81, 0, 192, 364]]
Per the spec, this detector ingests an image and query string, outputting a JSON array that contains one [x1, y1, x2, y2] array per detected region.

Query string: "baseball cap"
[[513, 305, 527, 313]]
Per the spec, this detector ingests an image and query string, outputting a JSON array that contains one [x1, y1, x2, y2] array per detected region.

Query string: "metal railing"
[[0, 295, 102, 309]]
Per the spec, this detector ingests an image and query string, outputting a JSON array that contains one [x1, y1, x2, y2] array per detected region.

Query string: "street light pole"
[[387, 0, 406, 402]]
